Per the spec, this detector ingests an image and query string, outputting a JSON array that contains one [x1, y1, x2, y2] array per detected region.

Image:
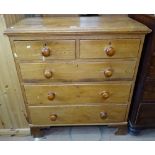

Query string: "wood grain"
[[4, 15, 150, 130], [143, 81, 155, 101], [136, 103, 155, 126], [19, 60, 136, 82], [80, 39, 140, 58], [29, 104, 127, 125], [3, 14, 25, 28], [14, 40, 75, 60], [24, 82, 132, 105], [4, 15, 151, 35], [0, 128, 30, 136], [0, 15, 29, 131], [128, 15, 155, 130]]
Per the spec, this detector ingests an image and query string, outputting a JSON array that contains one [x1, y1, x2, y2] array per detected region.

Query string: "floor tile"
[[100, 126, 115, 141], [110, 134, 155, 141], [0, 136, 33, 141], [139, 129, 155, 138], [110, 128, 155, 141], [71, 126, 101, 141], [0, 126, 155, 141], [42, 126, 71, 141]]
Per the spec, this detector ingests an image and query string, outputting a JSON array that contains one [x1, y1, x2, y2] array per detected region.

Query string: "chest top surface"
[[4, 15, 151, 35]]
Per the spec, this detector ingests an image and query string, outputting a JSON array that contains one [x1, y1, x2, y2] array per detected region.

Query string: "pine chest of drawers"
[[5, 15, 150, 136]]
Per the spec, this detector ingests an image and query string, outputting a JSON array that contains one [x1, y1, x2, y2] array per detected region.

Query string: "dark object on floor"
[[80, 14, 99, 16]]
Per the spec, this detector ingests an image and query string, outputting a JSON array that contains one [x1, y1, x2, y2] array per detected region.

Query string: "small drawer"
[[24, 82, 132, 105], [29, 105, 127, 125], [14, 40, 75, 60], [80, 39, 140, 58], [20, 60, 136, 82]]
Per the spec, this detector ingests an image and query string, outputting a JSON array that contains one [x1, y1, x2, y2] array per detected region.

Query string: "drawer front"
[[80, 39, 140, 58], [29, 105, 127, 125], [14, 40, 75, 60], [24, 83, 132, 105], [20, 61, 136, 82]]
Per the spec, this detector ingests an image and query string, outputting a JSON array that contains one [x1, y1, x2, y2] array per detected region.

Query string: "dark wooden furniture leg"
[[128, 122, 141, 136], [30, 127, 44, 138], [114, 125, 128, 135]]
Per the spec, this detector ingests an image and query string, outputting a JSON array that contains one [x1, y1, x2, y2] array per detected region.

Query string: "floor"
[[0, 126, 155, 141]]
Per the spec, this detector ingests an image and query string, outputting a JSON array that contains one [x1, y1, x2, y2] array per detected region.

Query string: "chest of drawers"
[[5, 15, 150, 137]]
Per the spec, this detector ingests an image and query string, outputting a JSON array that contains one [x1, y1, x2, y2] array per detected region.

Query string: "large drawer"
[[20, 61, 136, 82], [29, 105, 127, 125], [14, 40, 75, 60], [24, 82, 132, 105], [80, 39, 140, 58]]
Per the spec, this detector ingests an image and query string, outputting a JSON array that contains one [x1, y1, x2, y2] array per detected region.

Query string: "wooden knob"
[[50, 114, 57, 121], [104, 47, 115, 56], [41, 47, 50, 57], [100, 91, 109, 99], [104, 68, 113, 78], [44, 69, 53, 79], [100, 112, 107, 119], [48, 92, 55, 101]]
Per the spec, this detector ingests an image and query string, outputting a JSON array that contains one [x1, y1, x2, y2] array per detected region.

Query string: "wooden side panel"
[[3, 14, 25, 28], [136, 103, 155, 126], [24, 82, 132, 105], [20, 60, 136, 82], [128, 15, 155, 129], [0, 15, 29, 130], [142, 81, 155, 101], [29, 105, 127, 125], [147, 46, 155, 79], [80, 39, 140, 58], [0, 95, 12, 129], [0, 128, 30, 136]]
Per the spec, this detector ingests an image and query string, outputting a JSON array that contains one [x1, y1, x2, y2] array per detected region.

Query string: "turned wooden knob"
[[100, 112, 107, 119], [41, 47, 50, 57], [50, 114, 57, 121], [44, 69, 53, 79], [104, 46, 115, 56], [48, 92, 55, 101], [104, 68, 113, 77], [100, 91, 110, 99]]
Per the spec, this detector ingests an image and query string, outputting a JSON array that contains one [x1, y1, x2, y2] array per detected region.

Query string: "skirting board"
[[0, 128, 30, 136]]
